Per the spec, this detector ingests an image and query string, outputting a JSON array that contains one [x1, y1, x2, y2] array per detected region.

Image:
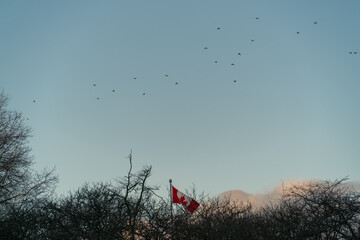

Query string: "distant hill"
[[219, 189, 277, 208], [218, 179, 360, 208]]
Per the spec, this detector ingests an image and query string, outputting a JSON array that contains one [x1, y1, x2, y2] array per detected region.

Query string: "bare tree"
[[43, 182, 126, 240], [0, 91, 56, 205], [260, 178, 360, 239], [41, 151, 160, 240], [118, 151, 157, 240]]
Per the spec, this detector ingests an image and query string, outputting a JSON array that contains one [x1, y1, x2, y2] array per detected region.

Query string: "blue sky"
[[1, 0, 359, 197]]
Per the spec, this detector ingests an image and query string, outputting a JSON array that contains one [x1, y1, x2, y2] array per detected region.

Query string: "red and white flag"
[[172, 186, 200, 213]]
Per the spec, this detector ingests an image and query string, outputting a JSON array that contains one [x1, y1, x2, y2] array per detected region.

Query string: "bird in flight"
[[93, 84, 96, 87], [349, 52, 353, 54], [165, 74, 168, 77], [233, 80, 237, 83], [297, 32, 300, 34], [133, 77, 137, 80], [175, 82, 179, 86], [33, 100, 36, 103], [142, 93, 146, 95], [96, 97, 100, 100], [214, 61, 218, 63], [217, 27, 220, 30], [251, 39, 254, 42], [314, 21, 318, 24], [354, 52, 358, 54], [256, 17, 259, 20], [231, 63, 235, 66], [204, 47, 208, 50], [112, 90, 115, 92]]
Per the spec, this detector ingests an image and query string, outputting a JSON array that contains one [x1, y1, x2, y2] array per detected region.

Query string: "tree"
[[0, 91, 57, 240], [118, 151, 158, 240], [0, 91, 56, 204], [0, 91, 57, 199], [38, 151, 161, 240], [170, 198, 263, 240], [259, 178, 360, 239], [42, 182, 126, 240]]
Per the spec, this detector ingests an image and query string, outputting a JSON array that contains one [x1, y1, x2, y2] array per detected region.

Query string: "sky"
[[1, 0, 359, 198]]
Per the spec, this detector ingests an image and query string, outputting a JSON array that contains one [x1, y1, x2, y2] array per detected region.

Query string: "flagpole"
[[169, 179, 173, 221]]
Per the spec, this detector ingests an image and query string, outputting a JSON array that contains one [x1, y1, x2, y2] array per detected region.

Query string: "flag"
[[172, 186, 200, 213]]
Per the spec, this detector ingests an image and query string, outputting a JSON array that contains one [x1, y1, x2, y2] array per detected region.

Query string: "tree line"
[[1, 91, 360, 240]]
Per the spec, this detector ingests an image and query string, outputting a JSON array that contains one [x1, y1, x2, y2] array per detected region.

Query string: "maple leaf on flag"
[[172, 186, 200, 213]]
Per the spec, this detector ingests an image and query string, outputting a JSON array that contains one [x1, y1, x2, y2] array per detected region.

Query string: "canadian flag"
[[172, 186, 200, 213]]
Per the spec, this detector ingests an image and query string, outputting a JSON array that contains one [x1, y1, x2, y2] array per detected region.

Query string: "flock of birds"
[[30, 17, 357, 105], [88, 17, 261, 100], [91, 74, 177, 100]]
